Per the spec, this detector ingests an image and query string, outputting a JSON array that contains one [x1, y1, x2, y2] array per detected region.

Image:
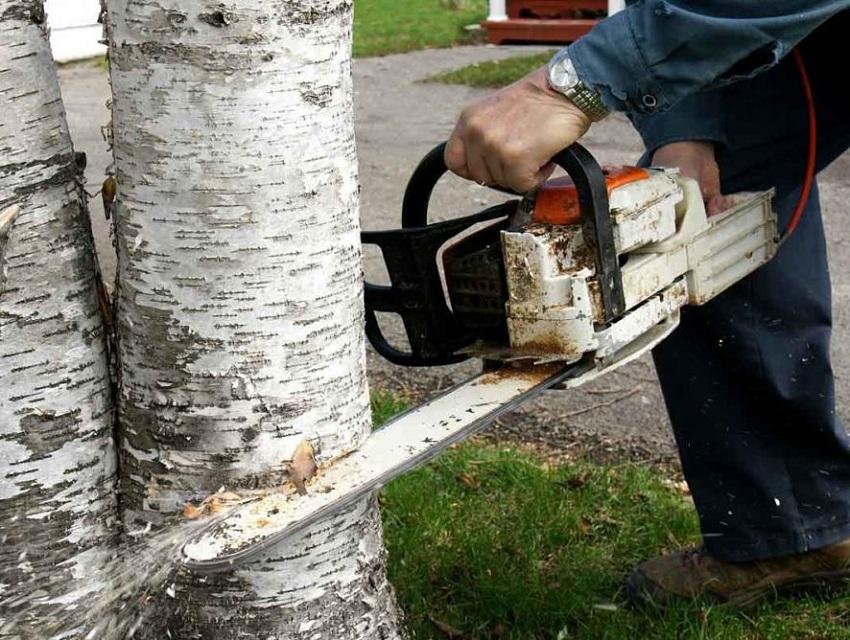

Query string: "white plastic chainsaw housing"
[[498, 169, 777, 368]]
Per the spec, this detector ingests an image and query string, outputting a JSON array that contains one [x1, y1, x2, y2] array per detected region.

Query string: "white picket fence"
[[46, 0, 106, 62]]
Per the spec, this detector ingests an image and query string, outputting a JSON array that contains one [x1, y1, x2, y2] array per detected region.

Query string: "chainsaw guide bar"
[[181, 362, 589, 572]]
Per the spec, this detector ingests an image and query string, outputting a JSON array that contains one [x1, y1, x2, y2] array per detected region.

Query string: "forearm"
[[568, 1, 846, 116]]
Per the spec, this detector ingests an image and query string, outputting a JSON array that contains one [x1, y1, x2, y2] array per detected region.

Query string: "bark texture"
[[0, 2, 118, 637], [105, 0, 404, 636]]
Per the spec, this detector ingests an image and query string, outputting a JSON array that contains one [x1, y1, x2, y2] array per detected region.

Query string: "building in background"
[[483, 0, 623, 44], [46, 0, 105, 62]]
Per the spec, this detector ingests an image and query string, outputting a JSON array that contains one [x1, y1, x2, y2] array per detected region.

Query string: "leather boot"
[[627, 539, 850, 609]]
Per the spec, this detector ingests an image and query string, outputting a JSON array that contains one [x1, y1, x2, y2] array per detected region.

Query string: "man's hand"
[[445, 66, 591, 193], [651, 141, 733, 216]]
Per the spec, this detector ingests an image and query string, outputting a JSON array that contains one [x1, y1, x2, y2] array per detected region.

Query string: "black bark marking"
[[198, 10, 238, 27], [280, 1, 351, 26], [0, 152, 79, 204], [19, 409, 84, 456], [74, 151, 87, 173], [241, 425, 259, 443], [167, 10, 188, 27], [0, 151, 76, 180], [117, 42, 257, 72], [2, 1, 45, 24], [300, 85, 334, 108]]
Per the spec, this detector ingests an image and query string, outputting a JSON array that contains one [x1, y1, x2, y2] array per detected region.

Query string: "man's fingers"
[[535, 162, 556, 186], [707, 194, 735, 216], [501, 150, 544, 193], [444, 135, 470, 179], [483, 152, 509, 189], [466, 148, 493, 187], [650, 141, 735, 216], [698, 168, 734, 216]]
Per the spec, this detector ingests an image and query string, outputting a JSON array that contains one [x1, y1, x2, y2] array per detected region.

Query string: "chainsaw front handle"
[[400, 143, 520, 227], [549, 144, 626, 321]]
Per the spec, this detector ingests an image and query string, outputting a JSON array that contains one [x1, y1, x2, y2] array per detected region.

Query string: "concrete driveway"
[[58, 46, 850, 463]]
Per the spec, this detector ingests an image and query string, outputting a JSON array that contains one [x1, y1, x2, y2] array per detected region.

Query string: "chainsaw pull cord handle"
[[401, 142, 625, 323]]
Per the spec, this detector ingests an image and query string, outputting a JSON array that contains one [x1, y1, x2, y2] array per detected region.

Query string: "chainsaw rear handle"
[[361, 142, 626, 367]]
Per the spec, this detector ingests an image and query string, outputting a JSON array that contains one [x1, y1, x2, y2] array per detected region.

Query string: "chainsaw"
[[181, 143, 777, 572]]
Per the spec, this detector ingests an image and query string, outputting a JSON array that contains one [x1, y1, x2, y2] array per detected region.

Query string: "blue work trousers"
[[652, 37, 850, 562]]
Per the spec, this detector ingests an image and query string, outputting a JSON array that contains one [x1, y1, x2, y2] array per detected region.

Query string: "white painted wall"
[[45, 0, 106, 62]]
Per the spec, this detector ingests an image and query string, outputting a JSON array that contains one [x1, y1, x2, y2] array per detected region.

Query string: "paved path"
[[58, 46, 850, 463]]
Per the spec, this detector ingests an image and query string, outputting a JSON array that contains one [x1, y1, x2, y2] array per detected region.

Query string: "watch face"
[[548, 53, 578, 92]]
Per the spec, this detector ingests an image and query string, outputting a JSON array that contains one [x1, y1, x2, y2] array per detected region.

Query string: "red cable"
[[784, 48, 817, 238]]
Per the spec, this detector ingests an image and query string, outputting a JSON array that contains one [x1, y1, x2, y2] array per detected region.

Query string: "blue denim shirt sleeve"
[[567, 0, 847, 116], [629, 88, 726, 160]]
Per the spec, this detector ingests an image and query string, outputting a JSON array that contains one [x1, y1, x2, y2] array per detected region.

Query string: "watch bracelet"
[[566, 86, 609, 122]]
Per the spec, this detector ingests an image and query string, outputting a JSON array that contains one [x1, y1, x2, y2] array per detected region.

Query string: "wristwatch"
[[547, 48, 610, 122]]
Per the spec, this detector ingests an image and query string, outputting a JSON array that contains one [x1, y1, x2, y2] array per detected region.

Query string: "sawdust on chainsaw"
[[478, 361, 562, 385]]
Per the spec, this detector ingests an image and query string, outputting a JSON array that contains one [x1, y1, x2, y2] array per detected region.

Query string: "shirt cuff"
[[629, 89, 726, 160], [567, 9, 663, 115]]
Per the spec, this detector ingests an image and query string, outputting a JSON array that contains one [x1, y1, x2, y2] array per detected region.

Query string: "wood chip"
[[287, 439, 318, 496], [457, 473, 478, 488], [0, 204, 19, 238], [183, 490, 243, 519], [183, 503, 204, 520]]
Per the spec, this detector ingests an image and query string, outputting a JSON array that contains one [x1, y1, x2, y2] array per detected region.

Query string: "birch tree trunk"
[[0, 2, 117, 637], [105, 1, 405, 636]]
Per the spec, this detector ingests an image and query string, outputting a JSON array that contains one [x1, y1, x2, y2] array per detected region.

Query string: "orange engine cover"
[[531, 166, 649, 226]]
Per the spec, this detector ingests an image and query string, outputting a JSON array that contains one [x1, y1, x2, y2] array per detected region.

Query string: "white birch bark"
[[104, 1, 404, 636], [0, 2, 118, 637]]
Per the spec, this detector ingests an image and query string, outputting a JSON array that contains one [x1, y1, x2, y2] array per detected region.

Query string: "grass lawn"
[[372, 397, 850, 639], [354, 0, 488, 58], [428, 51, 557, 87]]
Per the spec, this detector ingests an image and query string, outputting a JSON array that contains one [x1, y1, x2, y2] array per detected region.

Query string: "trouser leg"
[[653, 181, 850, 562], [652, 51, 850, 562]]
